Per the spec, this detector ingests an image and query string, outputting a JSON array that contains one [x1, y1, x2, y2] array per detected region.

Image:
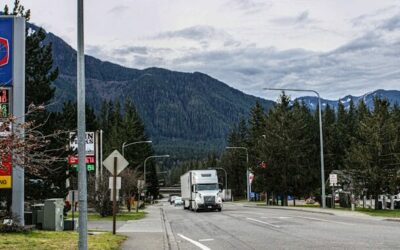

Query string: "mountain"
[[295, 89, 400, 111], [43, 31, 274, 157]]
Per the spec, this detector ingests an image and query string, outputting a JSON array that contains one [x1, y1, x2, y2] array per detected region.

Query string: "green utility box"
[[43, 199, 64, 231], [32, 204, 44, 229]]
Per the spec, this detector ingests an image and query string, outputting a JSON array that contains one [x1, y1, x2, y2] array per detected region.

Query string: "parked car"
[[169, 196, 177, 205], [174, 197, 183, 206]]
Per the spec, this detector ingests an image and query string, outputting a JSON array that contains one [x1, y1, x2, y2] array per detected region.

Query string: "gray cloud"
[[379, 14, 400, 31], [271, 11, 315, 26], [155, 25, 222, 40], [115, 46, 148, 55], [153, 25, 240, 48], [163, 15, 400, 99], [91, 13, 400, 100], [225, 0, 272, 14]]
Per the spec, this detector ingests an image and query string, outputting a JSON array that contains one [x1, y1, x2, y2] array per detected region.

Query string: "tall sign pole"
[[112, 157, 117, 234], [77, 0, 88, 249], [0, 16, 25, 225]]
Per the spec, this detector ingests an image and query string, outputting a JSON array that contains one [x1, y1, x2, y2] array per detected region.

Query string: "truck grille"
[[204, 196, 215, 204]]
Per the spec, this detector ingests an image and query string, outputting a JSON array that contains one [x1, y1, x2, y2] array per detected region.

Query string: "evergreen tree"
[[220, 118, 248, 197], [323, 104, 337, 174], [98, 100, 158, 197], [346, 98, 399, 208], [247, 101, 267, 194]]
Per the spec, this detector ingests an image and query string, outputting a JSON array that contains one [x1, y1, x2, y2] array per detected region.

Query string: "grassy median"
[[66, 211, 146, 221], [0, 231, 127, 250], [356, 208, 400, 217]]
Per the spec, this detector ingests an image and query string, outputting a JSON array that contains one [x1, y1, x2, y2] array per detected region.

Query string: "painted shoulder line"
[[178, 234, 211, 250]]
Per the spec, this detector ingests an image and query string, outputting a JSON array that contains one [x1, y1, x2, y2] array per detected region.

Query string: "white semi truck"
[[180, 170, 223, 212]]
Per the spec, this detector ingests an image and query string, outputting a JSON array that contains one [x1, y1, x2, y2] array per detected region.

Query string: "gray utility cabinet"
[[43, 199, 64, 231], [32, 204, 44, 229]]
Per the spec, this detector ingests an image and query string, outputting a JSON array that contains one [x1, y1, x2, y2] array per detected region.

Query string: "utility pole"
[[77, 0, 88, 249]]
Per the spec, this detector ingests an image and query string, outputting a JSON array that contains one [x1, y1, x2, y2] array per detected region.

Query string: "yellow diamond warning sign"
[[0, 176, 11, 188]]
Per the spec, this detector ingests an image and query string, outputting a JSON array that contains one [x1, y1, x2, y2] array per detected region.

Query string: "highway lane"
[[162, 202, 400, 250]]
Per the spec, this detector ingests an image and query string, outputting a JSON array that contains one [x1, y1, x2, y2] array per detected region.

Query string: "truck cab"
[[181, 170, 223, 212]]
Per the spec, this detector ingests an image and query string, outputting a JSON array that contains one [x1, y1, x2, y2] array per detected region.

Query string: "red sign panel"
[[0, 37, 9, 67], [68, 155, 95, 165], [0, 154, 11, 176]]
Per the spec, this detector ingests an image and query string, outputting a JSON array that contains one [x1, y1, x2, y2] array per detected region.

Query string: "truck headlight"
[[217, 197, 222, 203]]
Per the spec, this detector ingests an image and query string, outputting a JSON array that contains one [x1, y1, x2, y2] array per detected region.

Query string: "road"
[[162, 202, 400, 250]]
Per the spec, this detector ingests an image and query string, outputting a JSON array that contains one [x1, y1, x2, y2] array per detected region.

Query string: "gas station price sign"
[[0, 88, 10, 118]]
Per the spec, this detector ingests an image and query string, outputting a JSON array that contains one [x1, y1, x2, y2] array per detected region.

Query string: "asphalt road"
[[163, 202, 400, 250]]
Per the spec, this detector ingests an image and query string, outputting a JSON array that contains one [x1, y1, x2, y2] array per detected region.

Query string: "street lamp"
[[216, 167, 228, 191], [143, 155, 170, 189], [226, 147, 250, 201], [121, 140, 152, 157], [263, 87, 326, 209]]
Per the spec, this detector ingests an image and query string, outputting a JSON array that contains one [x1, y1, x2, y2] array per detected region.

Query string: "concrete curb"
[[160, 207, 179, 250], [242, 205, 335, 216], [384, 218, 400, 223]]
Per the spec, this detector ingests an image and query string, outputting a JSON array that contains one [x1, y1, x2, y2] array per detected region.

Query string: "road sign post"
[[113, 157, 117, 235], [329, 174, 338, 208], [103, 150, 128, 235]]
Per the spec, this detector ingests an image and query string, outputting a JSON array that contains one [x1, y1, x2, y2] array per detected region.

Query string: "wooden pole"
[[112, 157, 117, 234]]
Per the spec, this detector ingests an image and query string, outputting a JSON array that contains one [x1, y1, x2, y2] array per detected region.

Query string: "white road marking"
[[296, 216, 353, 225], [246, 217, 281, 228], [260, 216, 292, 219], [178, 234, 212, 250], [199, 239, 214, 242]]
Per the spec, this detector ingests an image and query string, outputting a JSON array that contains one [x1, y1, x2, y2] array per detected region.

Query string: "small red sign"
[[0, 154, 11, 176], [68, 155, 95, 165]]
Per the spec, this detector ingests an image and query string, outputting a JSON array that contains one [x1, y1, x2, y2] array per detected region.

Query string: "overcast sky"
[[5, 0, 400, 100]]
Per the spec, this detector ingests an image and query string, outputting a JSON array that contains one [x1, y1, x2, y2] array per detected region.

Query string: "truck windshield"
[[196, 184, 218, 191]]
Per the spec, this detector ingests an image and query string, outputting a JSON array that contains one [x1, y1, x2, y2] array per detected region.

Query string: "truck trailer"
[[180, 170, 222, 212]]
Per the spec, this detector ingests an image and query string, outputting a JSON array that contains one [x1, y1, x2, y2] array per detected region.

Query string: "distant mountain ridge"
[[42, 28, 274, 157], [36, 23, 399, 156], [295, 89, 400, 111]]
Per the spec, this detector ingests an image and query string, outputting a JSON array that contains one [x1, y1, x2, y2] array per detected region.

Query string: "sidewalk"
[[87, 203, 175, 249], [118, 204, 167, 250]]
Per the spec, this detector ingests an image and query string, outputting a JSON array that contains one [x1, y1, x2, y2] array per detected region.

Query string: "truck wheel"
[[217, 208, 222, 212]]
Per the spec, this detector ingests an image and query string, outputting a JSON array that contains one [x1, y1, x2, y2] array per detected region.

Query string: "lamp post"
[[144, 155, 170, 188], [143, 155, 170, 208], [263, 87, 326, 209], [121, 140, 152, 157], [226, 147, 249, 201], [216, 167, 228, 191]]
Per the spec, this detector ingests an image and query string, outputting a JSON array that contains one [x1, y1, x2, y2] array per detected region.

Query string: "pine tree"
[[220, 118, 248, 197], [346, 98, 399, 209]]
